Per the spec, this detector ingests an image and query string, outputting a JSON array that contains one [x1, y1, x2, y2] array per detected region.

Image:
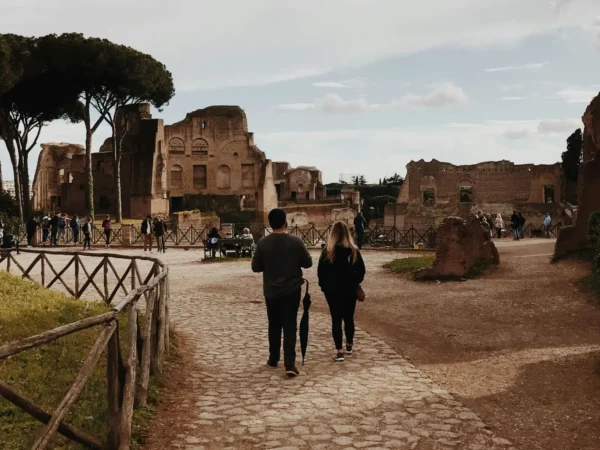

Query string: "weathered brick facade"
[[555, 93, 600, 257], [386, 159, 562, 229], [417, 217, 499, 279]]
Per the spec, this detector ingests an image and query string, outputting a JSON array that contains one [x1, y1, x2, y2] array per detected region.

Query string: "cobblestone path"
[[144, 253, 517, 450]]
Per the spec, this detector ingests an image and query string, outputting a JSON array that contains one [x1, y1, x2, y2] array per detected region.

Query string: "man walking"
[[353, 212, 368, 250], [252, 209, 313, 377], [518, 212, 526, 240], [141, 215, 153, 252], [70, 215, 80, 245], [50, 213, 59, 246], [510, 210, 519, 241]]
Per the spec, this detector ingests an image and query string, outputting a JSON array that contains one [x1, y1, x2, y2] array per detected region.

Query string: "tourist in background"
[[41, 214, 50, 245], [206, 227, 222, 258], [153, 216, 166, 253], [82, 217, 92, 250], [241, 227, 254, 240], [25, 216, 38, 247], [26, 216, 38, 247], [494, 213, 504, 239], [353, 212, 368, 250], [50, 212, 59, 246], [102, 215, 112, 248], [510, 211, 519, 241], [544, 213, 552, 238], [57, 213, 67, 243], [141, 215, 153, 252], [70, 215, 79, 245], [318, 221, 366, 362], [518, 212, 526, 239], [252, 209, 313, 377]]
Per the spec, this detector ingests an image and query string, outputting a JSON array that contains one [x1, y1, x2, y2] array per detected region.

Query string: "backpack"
[[58, 217, 65, 228]]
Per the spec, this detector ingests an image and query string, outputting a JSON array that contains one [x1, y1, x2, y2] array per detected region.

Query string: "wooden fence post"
[[103, 257, 109, 304], [106, 322, 121, 448], [136, 287, 156, 407], [150, 267, 160, 375], [118, 305, 138, 450], [156, 276, 167, 372], [74, 256, 80, 298], [41, 254, 45, 287], [165, 274, 170, 355]]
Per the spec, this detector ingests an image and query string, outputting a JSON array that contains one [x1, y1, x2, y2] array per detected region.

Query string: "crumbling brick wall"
[[418, 216, 499, 279], [555, 93, 600, 258], [391, 159, 562, 230]]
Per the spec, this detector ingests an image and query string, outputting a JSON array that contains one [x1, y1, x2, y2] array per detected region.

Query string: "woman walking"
[[102, 215, 112, 248], [494, 213, 504, 239], [318, 221, 366, 362]]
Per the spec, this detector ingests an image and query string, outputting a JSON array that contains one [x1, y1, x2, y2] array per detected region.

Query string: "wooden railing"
[[0, 249, 170, 449]]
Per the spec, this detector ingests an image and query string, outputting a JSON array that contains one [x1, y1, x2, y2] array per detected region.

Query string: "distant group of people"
[[141, 215, 168, 253], [476, 211, 553, 240], [25, 212, 96, 249]]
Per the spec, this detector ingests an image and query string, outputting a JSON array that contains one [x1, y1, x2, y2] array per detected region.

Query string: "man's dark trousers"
[[265, 289, 301, 369]]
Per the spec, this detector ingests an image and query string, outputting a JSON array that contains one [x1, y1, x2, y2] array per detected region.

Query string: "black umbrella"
[[299, 278, 311, 366]]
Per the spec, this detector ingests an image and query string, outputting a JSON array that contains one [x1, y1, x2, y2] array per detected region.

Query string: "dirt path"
[[349, 239, 600, 450]]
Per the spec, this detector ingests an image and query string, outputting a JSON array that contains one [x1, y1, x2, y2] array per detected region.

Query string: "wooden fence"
[[0, 249, 170, 449]]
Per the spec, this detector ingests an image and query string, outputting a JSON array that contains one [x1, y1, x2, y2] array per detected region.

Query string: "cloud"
[[274, 83, 468, 114], [537, 118, 582, 134], [0, 0, 597, 90], [500, 96, 527, 101], [484, 62, 548, 72], [503, 129, 533, 139], [312, 78, 368, 89], [260, 119, 579, 183], [556, 87, 598, 104], [274, 103, 316, 111], [500, 84, 525, 91], [399, 83, 469, 108]]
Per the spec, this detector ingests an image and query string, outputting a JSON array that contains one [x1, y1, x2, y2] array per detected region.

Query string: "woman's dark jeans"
[[325, 292, 357, 350]]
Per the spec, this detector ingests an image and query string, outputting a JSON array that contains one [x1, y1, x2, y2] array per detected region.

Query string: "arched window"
[[169, 138, 185, 153], [170, 165, 183, 189], [217, 165, 231, 189], [191, 138, 209, 154]]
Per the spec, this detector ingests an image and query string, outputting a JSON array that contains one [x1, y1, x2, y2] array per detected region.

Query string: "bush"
[[588, 211, 600, 275]]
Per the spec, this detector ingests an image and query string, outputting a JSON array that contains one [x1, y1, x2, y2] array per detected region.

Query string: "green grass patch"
[[383, 256, 435, 274], [0, 272, 174, 449]]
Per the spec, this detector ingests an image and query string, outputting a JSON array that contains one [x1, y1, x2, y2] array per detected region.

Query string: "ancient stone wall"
[[282, 203, 357, 227], [555, 93, 600, 257], [32, 143, 85, 213], [391, 159, 562, 229], [417, 217, 499, 279]]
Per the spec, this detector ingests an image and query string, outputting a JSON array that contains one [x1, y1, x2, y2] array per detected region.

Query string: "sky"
[[1, 0, 600, 184]]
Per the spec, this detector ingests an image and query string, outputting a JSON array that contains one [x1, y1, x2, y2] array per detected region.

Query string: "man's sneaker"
[[346, 344, 353, 356], [267, 360, 278, 369], [285, 367, 300, 377], [334, 352, 345, 362]]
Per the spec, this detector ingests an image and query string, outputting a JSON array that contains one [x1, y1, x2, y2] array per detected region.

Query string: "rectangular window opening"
[[459, 186, 473, 203], [422, 189, 435, 205]]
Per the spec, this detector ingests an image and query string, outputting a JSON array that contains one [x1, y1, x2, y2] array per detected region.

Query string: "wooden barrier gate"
[[0, 249, 170, 449]]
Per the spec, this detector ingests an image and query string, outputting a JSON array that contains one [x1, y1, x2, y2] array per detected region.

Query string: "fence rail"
[[0, 249, 170, 449], [14, 221, 562, 251]]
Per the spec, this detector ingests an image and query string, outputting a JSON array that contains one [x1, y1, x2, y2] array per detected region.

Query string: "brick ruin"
[[32, 105, 358, 225], [416, 216, 499, 280], [386, 159, 562, 230], [555, 92, 600, 258]]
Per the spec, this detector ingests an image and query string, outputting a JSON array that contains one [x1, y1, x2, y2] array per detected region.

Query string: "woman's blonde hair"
[[325, 221, 358, 264]]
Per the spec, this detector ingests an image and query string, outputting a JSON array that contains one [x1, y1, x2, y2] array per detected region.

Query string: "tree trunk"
[[85, 124, 94, 217], [112, 127, 122, 223], [5, 140, 24, 220], [21, 155, 31, 219]]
